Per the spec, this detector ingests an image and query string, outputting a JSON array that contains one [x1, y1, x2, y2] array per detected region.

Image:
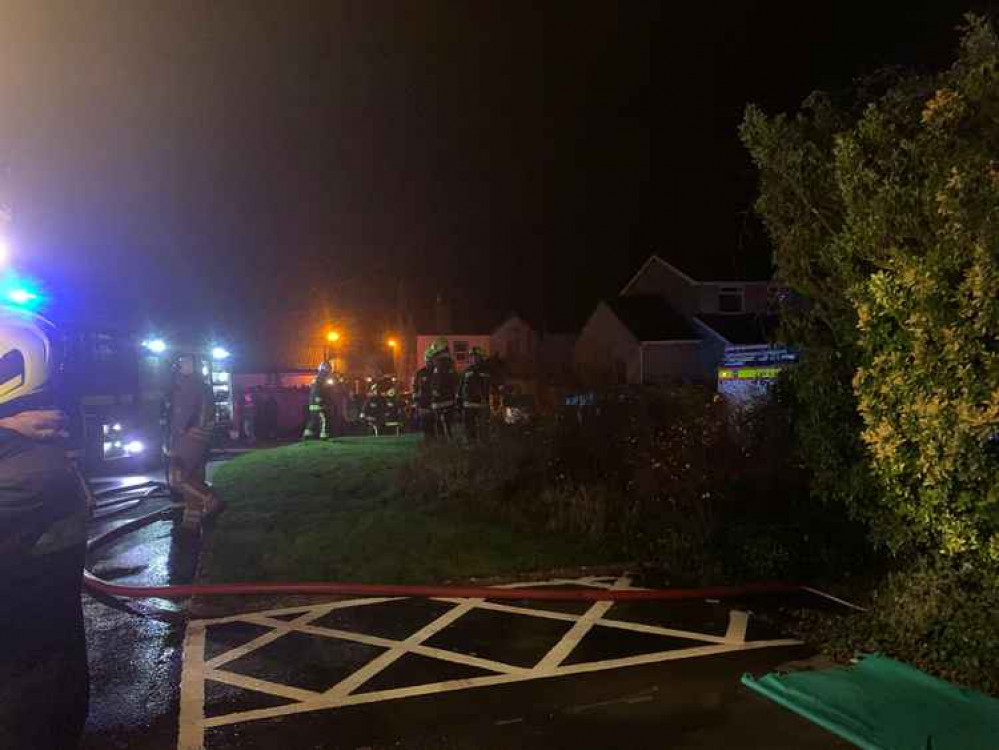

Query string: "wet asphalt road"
[[82, 473, 192, 750], [79, 470, 848, 750]]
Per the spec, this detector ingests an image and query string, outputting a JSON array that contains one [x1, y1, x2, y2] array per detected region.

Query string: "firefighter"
[[382, 379, 403, 435], [167, 353, 224, 532], [412, 347, 435, 439], [0, 308, 91, 749], [458, 346, 491, 441], [360, 381, 385, 435], [428, 337, 458, 439], [240, 387, 257, 444], [361, 377, 403, 436], [302, 360, 334, 440]]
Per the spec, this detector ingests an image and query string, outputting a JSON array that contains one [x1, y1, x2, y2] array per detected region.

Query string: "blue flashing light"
[[8, 288, 37, 305], [0, 270, 46, 312], [211, 346, 230, 360], [143, 338, 168, 354]]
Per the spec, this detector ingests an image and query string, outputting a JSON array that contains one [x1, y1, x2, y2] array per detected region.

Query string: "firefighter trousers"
[[169, 428, 223, 532], [302, 405, 329, 440], [432, 404, 456, 440]]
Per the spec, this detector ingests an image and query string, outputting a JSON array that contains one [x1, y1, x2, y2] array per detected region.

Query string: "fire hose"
[[83, 501, 863, 615]]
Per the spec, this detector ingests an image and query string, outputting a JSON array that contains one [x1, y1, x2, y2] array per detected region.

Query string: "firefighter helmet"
[[0, 307, 57, 418], [425, 336, 450, 362], [424, 339, 444, 361]]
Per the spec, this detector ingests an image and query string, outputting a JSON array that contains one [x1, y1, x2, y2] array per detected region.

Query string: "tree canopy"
[[742, 15, 999, 564]]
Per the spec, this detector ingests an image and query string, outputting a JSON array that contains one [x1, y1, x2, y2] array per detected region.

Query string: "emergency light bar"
[[142, 339, 168, 354]]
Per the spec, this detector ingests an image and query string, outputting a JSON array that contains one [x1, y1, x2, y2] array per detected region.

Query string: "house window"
[[453, 340, 469, 364], [718, 287, 744, 313]]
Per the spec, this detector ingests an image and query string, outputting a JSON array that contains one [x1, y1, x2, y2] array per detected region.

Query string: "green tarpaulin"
[[742, 654, 999, 750]]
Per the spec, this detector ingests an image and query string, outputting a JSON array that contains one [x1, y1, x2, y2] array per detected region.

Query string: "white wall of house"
[[574, 302, 641, 384]]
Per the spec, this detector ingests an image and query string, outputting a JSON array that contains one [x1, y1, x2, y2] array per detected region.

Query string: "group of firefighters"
[[300, 366, 404, 440], [299, 336, 494, 443], [413, 337, 492, 441]]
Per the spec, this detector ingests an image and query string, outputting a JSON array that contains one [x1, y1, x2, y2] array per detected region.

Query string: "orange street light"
[[327, 330, 341, 343], [386, 338, 398, 349]]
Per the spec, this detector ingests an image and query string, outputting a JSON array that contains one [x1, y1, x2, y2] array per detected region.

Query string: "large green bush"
[[742, 16, 999, 565]]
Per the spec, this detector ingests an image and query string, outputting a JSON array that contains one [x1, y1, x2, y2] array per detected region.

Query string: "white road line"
[[472, 601, 581, 623], [201, 638, 805, 730], [553, 638, 804, 677], [408, 644, 530, 675], [206, 609, 334, 669], [595, 617, 730, 644], [264, 621, 400, 649], [447, 600, 732, 645], [724, 610, 749, 644], [205, 628, 290, 670], [533, 576, 629, 672], [535, 600, 615, 671], [177, 622, 207, 750], [323, 599, 483, 698], [199, 597, 404, 626], [213, 611, 529, 678], [202, 672, 534, 728], [205, 668, 323, 702]]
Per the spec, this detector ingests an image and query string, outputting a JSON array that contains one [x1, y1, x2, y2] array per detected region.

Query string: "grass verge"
[[204, 436, 612, 585]]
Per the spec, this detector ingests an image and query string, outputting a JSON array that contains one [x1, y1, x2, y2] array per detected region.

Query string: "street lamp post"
[[386, 338, 399, 376], [326, 330, 341, 371]]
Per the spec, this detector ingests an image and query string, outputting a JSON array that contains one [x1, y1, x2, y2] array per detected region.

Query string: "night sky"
[[0, 0, 990, 353]]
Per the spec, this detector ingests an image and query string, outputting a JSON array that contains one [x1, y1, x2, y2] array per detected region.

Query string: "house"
[[575, 254, 781, 386], [491, 314, 538, 370]]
